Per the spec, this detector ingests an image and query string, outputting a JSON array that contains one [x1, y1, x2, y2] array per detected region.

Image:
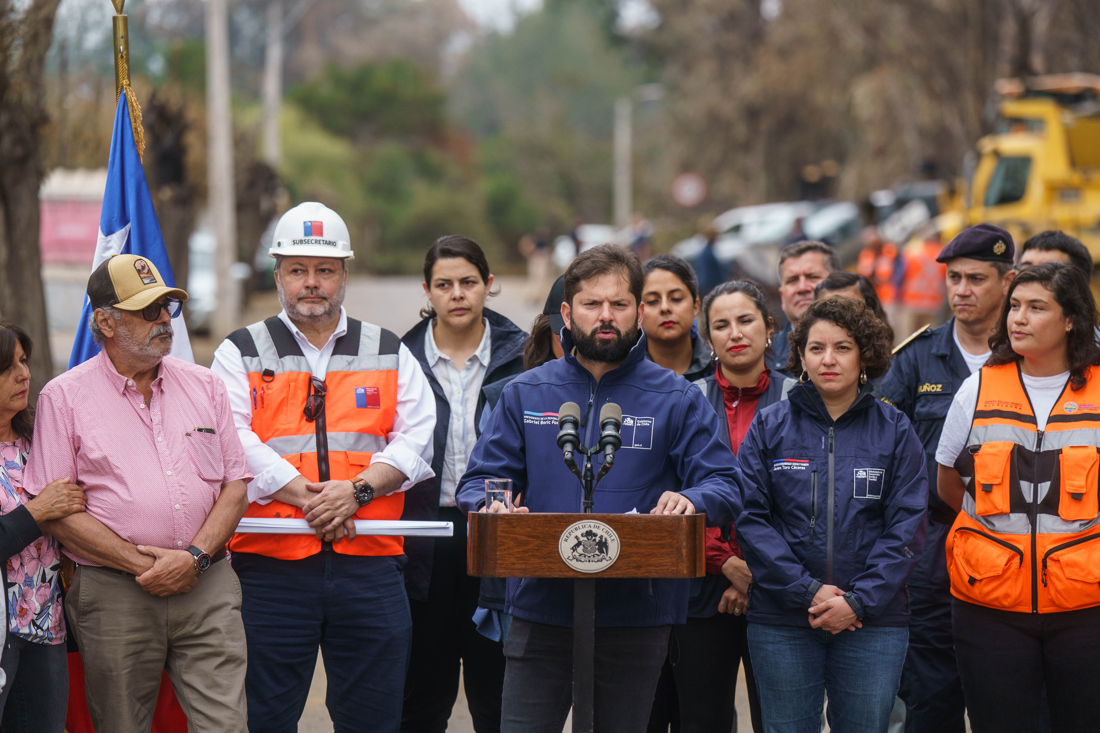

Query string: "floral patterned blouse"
[[0, 440, 64, 644]]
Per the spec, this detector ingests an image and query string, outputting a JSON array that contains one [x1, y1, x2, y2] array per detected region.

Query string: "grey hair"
[[89, 306, 122, 345]]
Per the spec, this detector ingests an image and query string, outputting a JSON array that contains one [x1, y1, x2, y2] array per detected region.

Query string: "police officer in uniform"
[[878, 224, 1016, 733]]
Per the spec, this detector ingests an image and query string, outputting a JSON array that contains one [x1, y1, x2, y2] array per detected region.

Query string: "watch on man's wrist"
[[352, 478, 375, 507], [186, 545, 212, 573]]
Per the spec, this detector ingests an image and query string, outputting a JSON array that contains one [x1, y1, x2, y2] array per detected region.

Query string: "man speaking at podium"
[[457, 244, 740, 733]]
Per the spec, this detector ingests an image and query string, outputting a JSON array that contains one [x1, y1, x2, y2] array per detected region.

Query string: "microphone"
[[597, 403, 622, 476], [557, 402, 582, 466]]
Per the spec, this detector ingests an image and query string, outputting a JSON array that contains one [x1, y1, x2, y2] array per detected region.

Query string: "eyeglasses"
[[304, 376, 327, 422], [141, 299, 183, 322]]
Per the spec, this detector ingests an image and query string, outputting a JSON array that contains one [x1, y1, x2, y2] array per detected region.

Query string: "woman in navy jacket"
[[734, 297, 927, 733], [648, 280, 788, 733]]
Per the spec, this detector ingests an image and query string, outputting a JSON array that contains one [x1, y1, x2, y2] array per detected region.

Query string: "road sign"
[[671, 172, 708, 208]]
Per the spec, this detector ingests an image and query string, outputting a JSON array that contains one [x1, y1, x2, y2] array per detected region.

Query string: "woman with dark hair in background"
[[735, 298, 927, 733], [647, 280, 783, 733], [815, 270, 895, 346], [520, 276, 567, 373], [936, 263, 1100, 733], [400, 236, 528, 733], [0, 321, 86, 732], [642, 255, 714, 383]]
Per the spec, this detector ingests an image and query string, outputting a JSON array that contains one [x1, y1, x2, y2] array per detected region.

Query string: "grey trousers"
[[501, 619, 670, 733], [66, 560, 248, 733]]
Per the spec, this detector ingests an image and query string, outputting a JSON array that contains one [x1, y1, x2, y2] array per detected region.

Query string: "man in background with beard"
[[456, 244, 740, 733], [28, 254, 253, 731], [211, 202, 436, 731]]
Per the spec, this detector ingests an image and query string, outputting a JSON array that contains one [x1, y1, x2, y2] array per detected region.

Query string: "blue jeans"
[[233, 552, 412, 733], [748, 623, 909, 733], [0, 635, 68, 733]]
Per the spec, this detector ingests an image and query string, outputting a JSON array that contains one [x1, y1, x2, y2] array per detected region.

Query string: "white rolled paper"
[[235, 518, 454, 537]]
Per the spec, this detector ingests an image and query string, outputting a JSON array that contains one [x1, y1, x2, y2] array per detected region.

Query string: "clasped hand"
[[808, 584, 861, 634], [135, 545, 197, 597], [302, 480, 359, 542]]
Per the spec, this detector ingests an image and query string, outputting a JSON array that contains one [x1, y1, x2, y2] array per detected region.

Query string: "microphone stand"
[[563, 438, 616, 733]]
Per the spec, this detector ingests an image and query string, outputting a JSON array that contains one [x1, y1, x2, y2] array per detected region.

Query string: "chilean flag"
[[304, 220, 323, 237]]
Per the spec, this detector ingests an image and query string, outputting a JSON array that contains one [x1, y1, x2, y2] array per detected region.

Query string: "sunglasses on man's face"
[[141, 299, 183, 322]]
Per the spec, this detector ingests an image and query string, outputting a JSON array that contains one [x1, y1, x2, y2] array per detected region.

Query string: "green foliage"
[[289, 59, 447, 144], [279, 104, 366, 223], [451, 1, 642, 233], [483, 171, 539, 247], [165, 40, 206, 92]]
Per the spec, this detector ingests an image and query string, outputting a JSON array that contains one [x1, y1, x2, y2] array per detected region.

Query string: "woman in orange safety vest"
[[936, 262, 1100, 733]]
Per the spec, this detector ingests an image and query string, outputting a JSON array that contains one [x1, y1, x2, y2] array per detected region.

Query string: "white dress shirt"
[[211, 307, 436, 504], [425, 320, 491, 507]]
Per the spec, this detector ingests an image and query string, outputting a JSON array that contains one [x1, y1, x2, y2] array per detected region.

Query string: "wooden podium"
[[468, 512, 705, 733]]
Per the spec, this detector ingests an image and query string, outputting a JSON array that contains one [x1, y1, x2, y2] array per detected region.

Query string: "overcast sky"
[[456, 0, 543, 31]]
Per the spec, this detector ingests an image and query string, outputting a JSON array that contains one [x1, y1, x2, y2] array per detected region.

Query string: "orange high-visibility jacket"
[[857, 243, 899, 305], [947, 362, 1100, 613], [226, 316, 404, 560], [901, 240, 946, 313]]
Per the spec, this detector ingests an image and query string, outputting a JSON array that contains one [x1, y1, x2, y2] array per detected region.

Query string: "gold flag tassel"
[[112, 1, 144, 161], [116, 52, 146, 162]]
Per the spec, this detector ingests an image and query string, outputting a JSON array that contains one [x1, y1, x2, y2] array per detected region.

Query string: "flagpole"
[[111, 0, 128, 100]]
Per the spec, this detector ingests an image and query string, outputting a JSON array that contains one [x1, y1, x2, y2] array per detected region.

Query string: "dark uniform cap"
[[936, 224, 1015, 264], [543, 275, 566, 335]]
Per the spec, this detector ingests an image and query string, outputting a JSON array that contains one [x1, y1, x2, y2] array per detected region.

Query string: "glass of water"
[[485, 478, 513, 512]]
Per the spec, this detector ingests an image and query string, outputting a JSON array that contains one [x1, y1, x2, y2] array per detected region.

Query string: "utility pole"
[[206, 0, 239, 339], [613, 97, 632, 229], [262, 0, 283, 167]]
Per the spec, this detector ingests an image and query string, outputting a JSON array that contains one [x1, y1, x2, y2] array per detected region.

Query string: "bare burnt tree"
[[0, 0, 62, 390], [144, 90, 196, 291]]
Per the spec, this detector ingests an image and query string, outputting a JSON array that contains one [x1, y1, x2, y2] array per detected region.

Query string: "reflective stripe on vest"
[[947, 362, 1100, 613], [226, 316, 404, 561]]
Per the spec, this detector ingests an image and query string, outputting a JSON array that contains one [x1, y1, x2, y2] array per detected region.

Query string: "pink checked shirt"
[[24, 350, 252, 566]]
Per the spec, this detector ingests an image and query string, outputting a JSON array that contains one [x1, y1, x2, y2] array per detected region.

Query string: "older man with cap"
[[25, 254, 253, 733], [211, 202, 436, 732], [878, 223, 1016, 733]]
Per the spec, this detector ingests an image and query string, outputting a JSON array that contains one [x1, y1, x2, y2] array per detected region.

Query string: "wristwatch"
[[352, 478, 375, 507], [186, 545, 212, 573]]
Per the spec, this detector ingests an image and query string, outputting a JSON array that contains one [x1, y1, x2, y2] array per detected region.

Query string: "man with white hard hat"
[[211, 202, 436, 731]]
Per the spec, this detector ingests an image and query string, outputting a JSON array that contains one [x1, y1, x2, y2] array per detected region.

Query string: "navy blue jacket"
[[646, 335, 714, 385], [401, 309, 528, 602], [878, 319, 968, 526], [689, 369, 792, 618], [767, 321, 793, 376], [456, 330, 740, 628], [734, 381, 928, 627]]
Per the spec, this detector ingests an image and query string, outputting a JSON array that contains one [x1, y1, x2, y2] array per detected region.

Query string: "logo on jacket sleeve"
[[559, 521, 620, 573], [854, 468, 885, 499], [355, 387, 381, 408], [773, 459, 809, 471], [620, 415, 653, 450]]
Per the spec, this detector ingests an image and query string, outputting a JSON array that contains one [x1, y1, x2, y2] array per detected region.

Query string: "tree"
[[0, 0, 61, 391]]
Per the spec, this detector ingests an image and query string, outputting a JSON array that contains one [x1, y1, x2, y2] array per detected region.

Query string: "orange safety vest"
[[901, 241, 946, 313], [947, 363, 1100, 613], [225, 317, 404, 561], [857, 243, 899, 305]]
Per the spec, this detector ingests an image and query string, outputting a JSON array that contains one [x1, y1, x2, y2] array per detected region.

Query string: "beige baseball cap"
[[87, 254, 188, 311]]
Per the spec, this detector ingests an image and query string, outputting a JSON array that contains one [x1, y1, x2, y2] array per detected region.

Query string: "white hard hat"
[[269, 202, 354, 260]]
